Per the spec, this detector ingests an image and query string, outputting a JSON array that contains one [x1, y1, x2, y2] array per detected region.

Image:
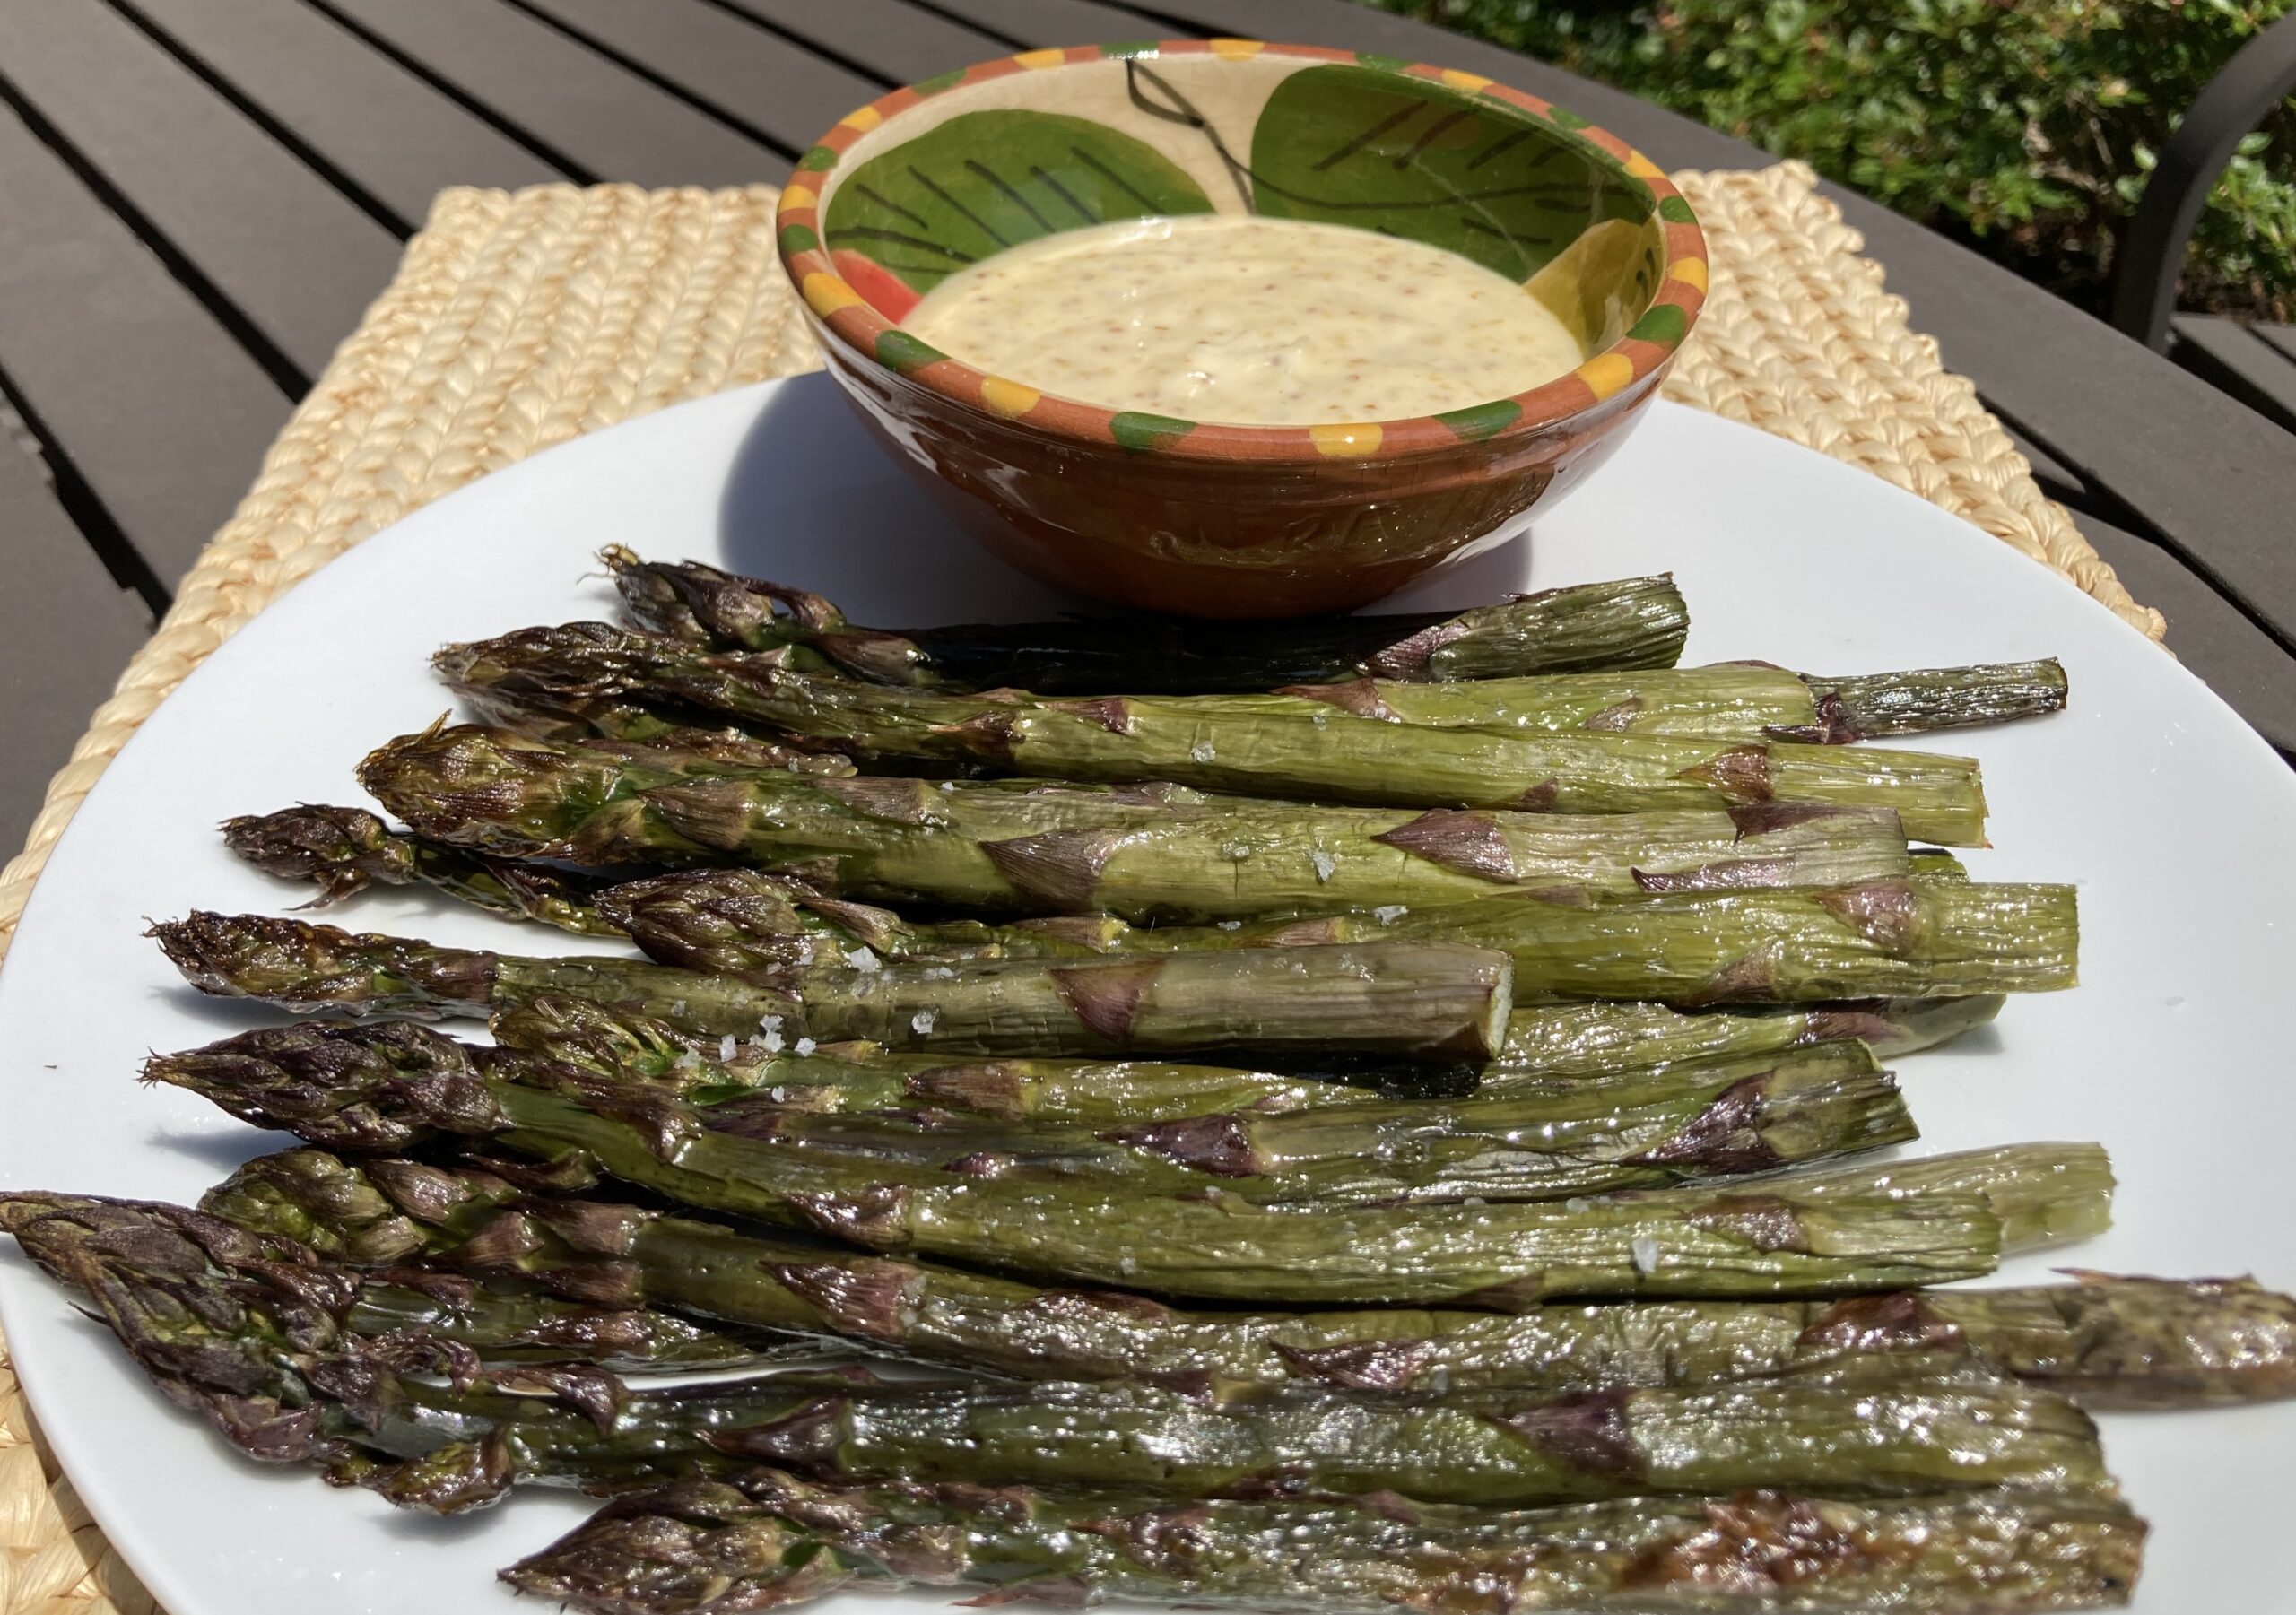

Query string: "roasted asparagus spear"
[[496, 993, 2002, 1122], [1157, 659, 2064, 743], [359, 724, 1917, 913], [196, 1015, 1920, 1205], [152, 875, 2070, 1038], [204, 1149, 2294, 1409], [668, 1049, 1916, 1205], [149, 912, 1511, 1060], [221, 808, 1979, 999], [149, 1020, 2109, 1305], [225, 804, 625, 935], [506, 1473, 2145, 1615], [0, 1191, 800, 1372], [15, 1210, 2109, 1515], [587, 864, 2062, 1011], [433, 628, 1991, 842], [605, 551, 1693, 685]]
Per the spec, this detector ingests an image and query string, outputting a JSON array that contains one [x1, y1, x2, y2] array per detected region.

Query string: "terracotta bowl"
[[776, 39, 1707, 618]]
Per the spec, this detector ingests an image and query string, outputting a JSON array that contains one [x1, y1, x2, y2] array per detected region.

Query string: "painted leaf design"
[[823, 110, 1215, 303], [1248, 65, 1651, 286]]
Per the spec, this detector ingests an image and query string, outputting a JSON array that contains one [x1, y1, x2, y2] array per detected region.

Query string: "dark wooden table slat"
[[2173, 313, 2296, 436], [0, 102, 291, 591], [516, 0, 883, 155], [319, 0, 780, 188], [0, 439, 159, 850], [725, 0, 1013, 87], [0, 0, 404, 381], [2069, 509, 2296, 752], [119, 0, 568, 228]]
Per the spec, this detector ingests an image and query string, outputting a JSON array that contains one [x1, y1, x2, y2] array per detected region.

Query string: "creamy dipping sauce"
[[900, 215, 1587, 426]]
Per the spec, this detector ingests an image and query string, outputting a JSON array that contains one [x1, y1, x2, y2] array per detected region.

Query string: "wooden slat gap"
[[0, 64, 310, 400], [101, 0, 415, 239], [492, 0, 804, 158], [297, 0, 604, 184], [0, 360, 171, 613]]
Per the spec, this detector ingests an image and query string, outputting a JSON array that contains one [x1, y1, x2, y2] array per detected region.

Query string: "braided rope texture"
[[0, 167, 2160, 1615]]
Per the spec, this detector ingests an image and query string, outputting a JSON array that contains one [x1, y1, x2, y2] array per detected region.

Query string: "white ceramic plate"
[[2, 374, 2290, 1614]]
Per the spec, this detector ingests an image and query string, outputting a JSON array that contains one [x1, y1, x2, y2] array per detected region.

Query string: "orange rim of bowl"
[[774, 39, 1708, 464]]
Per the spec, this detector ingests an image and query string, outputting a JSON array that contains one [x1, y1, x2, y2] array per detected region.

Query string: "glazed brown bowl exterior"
[[778, 40, 1708, 619]]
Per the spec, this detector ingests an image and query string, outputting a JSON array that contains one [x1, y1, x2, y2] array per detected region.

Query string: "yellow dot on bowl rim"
[[839, 105, 883, 132], [802, 274, 865, 317], [1310, 422, 1382, 457], [1669, 257, 1708, 292], [1623, 152, 1665, 180], [1439, 68, 1492, 91], [979, 377, 1043, 418], [779, 184, 819, 213], [1208, 38, 1265, 59], [1013, 47, 1067, 68], [1577, 352, 1636, 400]]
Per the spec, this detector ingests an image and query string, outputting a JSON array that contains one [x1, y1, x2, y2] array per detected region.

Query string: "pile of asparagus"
[[9, 553, 2289, 1613]]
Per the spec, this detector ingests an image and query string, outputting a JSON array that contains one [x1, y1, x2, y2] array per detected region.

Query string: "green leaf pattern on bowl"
[[1247, 65, 1648, 286], [823, 109, 1216, 294]]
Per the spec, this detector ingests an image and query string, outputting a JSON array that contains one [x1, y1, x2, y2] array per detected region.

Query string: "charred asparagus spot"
[[148, 912, 1513, 1060], [361, 724, 1918, 915], [504, 1472, 2145, 1615], [148, 1020, 2109, 1306], [604, 549, 1694, 686], [203, 1149, 2296, 1410], [8, 1212, 2113, 1515], [430, 628, 1990, 844], [0, 1190, 802, 1372]]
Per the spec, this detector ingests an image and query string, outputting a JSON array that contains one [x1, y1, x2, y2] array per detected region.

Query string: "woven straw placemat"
[[0, 159, 2161, 1615]]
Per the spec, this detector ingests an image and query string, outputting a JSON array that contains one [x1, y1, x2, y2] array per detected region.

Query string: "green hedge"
[[1369, 0, 2296, 321]]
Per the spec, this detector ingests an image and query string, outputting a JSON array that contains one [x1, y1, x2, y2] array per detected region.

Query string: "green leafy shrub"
[[1369, 0, 2296, 320]]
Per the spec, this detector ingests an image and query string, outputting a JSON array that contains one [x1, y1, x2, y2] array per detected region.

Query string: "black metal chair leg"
[[2109, 9, 2296, 352]]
